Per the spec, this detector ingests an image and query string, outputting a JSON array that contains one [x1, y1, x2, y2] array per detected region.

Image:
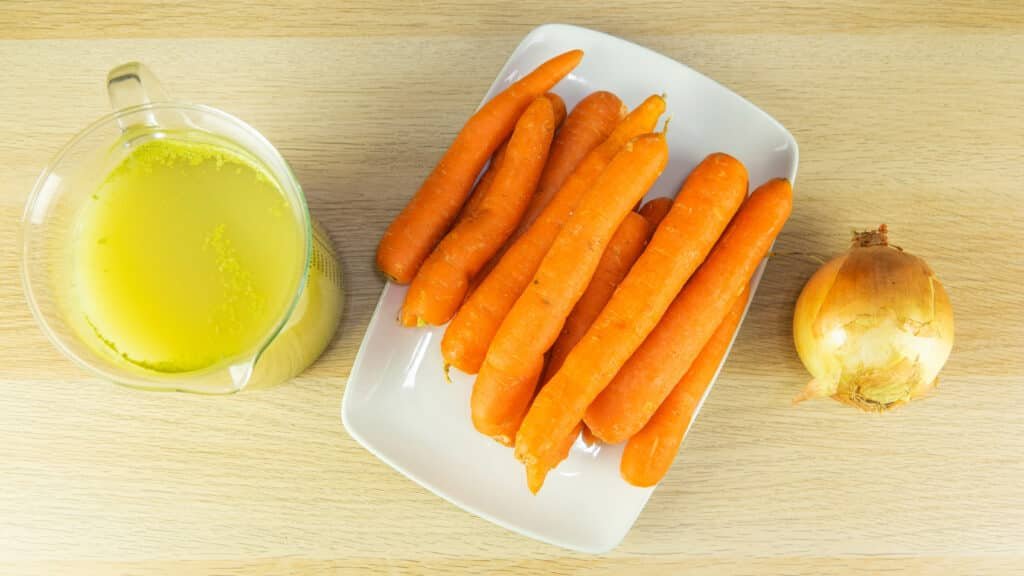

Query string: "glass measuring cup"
[[21, 63, 344, 394]]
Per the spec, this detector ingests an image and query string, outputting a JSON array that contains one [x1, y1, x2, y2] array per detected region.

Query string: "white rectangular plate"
[[342, 23, 798, 553]]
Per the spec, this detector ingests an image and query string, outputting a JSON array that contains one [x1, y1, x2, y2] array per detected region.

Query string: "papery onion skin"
[[793, 226, 954, 412]]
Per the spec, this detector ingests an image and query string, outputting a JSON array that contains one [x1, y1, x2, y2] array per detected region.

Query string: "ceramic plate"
[[342, 23, 798, 553]]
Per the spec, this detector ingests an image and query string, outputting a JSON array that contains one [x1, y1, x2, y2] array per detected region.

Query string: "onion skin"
[[792, 226, 954, 412]]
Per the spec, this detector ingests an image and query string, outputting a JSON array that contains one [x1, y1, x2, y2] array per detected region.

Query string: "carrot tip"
[[443, 363, 453, 384], [526, 463, 546, 494]]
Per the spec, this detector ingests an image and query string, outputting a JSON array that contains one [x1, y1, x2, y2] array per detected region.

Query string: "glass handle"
[[107, 62, 168, 110], [107, 62, 171, 131]]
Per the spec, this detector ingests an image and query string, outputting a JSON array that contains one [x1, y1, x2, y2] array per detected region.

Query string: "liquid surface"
[[74, 136, 305, 373]]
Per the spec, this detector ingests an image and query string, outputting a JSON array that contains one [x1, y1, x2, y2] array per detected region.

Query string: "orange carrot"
[[530, 197, 657, 451], [457, 94, 565, 281], [457, 140, 508, 223], [539, 213, 653, 459], [515, 153, 749, 493], [518, 91, 626, 229], [621, 285, 749, 487], [377, 50, 583, 283], [471, 134, 669, 447], [586, 178, 793, 443], [638, 196, 673, 229], [460, 93, 561, 226], [543, 212, 651, 382], [400, 96, 559, 326], [442, 95, 666, 374]]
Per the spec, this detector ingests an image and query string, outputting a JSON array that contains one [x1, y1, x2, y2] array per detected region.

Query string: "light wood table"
[[2, 2, 1022, 574]]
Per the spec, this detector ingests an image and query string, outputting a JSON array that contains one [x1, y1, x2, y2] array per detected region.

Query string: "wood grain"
[[1, 2, 1022, 574]]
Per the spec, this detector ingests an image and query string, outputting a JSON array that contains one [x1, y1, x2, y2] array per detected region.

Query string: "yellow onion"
[[793, 225, 954, 412]]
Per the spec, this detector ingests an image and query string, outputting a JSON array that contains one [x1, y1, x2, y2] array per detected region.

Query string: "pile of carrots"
[[377, 49, 793, 493]]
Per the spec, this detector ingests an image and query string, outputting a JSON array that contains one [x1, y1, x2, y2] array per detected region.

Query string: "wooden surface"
[[1, 2, 1022, 574]]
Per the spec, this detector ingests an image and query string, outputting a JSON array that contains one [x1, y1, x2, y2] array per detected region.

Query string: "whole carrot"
[[377, 49, 583, 283], [543, 212, 651, 382], [638, 196, 673, 229], [621, 286, 749, 487], [518, 91, 626, 229], [457, 94, 565, 224], [471, 134, 669, 447], [515, 153, 749, 493], [548, 186, 655, 402], [442, 95, 666, 374], [456, 94, 565, 288], [534, 213, 651, 463], [400, 96, 559, 327], [586, 178, 793, 443]]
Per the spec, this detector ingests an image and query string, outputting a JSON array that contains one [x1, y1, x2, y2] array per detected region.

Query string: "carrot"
[[621, 285, 749, 487], [585, 178, 793, 443], [638, 196, 673, 229], [471, 134, 669, 447], [457, 140, 508, 223], [461, 93, 560, 225], [542, 212, 651, 382], [442, 95, 666, 374], [538, 212, 652, 461], [399, 96, 559, 327], [514, 153, 749, 493], [457, 94, 565, 277], [518, 91, 626, 229], [377, 49, 584, 284]]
